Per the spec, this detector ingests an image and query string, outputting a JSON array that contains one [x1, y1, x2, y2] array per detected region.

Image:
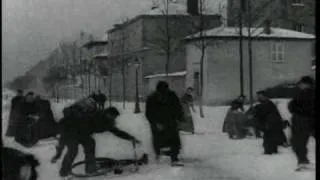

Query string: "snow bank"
[[1, 98, 315, 180]]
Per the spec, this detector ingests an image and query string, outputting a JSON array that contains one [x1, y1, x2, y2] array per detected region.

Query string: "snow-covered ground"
[[2, 91, 315, 180]]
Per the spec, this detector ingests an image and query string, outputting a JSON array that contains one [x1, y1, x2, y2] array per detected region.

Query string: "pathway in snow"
[[2, 99, 315, 180]]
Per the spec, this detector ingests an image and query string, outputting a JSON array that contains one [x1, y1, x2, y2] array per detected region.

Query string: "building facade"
[[101, 3, 221, 101], [227, 0, 315, 34], [185, 27, 315, 105]]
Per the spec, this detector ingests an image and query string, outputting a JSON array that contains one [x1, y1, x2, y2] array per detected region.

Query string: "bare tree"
[[146, 0, 183, 76], [190, 0, 215, 118]]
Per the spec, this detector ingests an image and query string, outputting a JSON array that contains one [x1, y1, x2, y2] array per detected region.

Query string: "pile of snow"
[[1, 99, 315, 180]]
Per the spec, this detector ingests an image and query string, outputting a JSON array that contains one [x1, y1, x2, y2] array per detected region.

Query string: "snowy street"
[[2, 97, 315, 180]]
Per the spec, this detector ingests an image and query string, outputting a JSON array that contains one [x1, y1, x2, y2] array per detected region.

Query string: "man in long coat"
[[288, 76, 315, 171], [254, 91, 285, 154], [145, 81, 184, 166], [35, 95, 58, 140], [15, 92, 41, 147], [6, 89, 25, 137]]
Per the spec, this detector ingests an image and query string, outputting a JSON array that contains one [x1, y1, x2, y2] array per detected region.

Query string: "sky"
[[2, 0, 226, 84], [2, 0, 152, 83]]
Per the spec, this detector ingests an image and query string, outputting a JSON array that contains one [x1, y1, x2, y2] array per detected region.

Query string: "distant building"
[[227, 0, 315, 34], [99, 0, 221, 101], [185, 26, 315, 105]]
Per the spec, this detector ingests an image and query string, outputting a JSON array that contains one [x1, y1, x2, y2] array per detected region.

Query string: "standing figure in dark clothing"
[[34, 95, 58, 139], [254, 91, 285, 154], [179, 87, 195, 134], [51, 102, 141, 177], [288, 76, 315, 171], [145, 81, 184, 166], [6, 89, 25, 137], [97, 90, 107, 110], [15, 92, 41, 147]]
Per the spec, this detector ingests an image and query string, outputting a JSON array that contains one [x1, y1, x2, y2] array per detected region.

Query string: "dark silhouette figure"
[[145, 81, 184, 166], [6, 89, 25, 137], [223, 102, 247, 139], [15, 92, 41, 147], [288, 76, 315, 170], [2, 146, 40, 180], [51, 103, 140, 177], [97, 90, 107, 110], [34, 96, 59, 139], [254, 91, 285, 154]]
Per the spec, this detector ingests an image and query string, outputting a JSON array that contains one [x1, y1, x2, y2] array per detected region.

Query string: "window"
[[271, 42, 285, 63], [293, 23, 305, 32], [193, 72, 200, 96]]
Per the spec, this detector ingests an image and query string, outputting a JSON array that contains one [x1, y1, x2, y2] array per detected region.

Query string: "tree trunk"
[[199, 44, 205, 118], [122, 60, 126, 109], [248, 0, 254, 106], [109, 73, 112, 107]]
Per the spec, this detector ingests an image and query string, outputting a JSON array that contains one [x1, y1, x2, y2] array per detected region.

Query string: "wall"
[[186, 38, 314, 105]]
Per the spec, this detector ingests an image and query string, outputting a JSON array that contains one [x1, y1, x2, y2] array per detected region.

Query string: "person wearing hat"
[[145, 81, 184, 166], [288, 76, 315, 171], [254, 91, 285, 155]]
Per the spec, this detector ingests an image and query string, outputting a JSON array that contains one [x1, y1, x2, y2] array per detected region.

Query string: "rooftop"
[[83, 40, 108, 49], [145, 71, 186, 79], [185, 26, 315, 40]]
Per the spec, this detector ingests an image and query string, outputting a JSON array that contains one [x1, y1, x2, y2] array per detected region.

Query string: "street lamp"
[[134, 57, 141, 114]]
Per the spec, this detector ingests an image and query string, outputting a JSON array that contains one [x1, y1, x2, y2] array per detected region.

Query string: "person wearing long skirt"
[[179, 87, 195, 134]]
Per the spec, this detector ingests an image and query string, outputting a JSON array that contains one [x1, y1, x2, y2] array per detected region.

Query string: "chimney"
[[264, 19, 271, 34], [187, 0, 199, 15]]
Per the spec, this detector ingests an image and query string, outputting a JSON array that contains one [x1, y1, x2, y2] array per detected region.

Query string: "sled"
[[69, 153, 148, 179]]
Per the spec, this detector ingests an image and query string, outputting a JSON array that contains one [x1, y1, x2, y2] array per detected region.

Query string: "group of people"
[[6, 90, 59, 147], [4, 75, 314, 179], [222, 76, 315, 171]]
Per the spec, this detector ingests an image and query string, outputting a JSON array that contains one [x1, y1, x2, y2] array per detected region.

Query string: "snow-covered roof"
[[93, 51, 109, 60], [145, 71, 186, 79], [185, 26, 315, 40]]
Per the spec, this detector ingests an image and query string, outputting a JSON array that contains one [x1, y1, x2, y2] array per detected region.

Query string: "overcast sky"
[[2, 0, 226, 84], [2, 0, 152, 83]]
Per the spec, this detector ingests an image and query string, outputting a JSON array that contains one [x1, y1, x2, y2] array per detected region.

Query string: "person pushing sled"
[[51, 96, 147, 178]]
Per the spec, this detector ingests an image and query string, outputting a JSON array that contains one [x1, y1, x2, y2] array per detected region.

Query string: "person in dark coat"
[[6, 89, 25, 137], [145, 81, 184, 166], [34, 95, 58, 140], [2, 146, 40, 180], [230, 95, 246, 112], [51, 101, 141, 177], [223, 102, 246, 139], [254, 91, 285, 154], [288, 76, 315, 171], [15, 92, 41, 147], [97, 90, 107, 110]]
